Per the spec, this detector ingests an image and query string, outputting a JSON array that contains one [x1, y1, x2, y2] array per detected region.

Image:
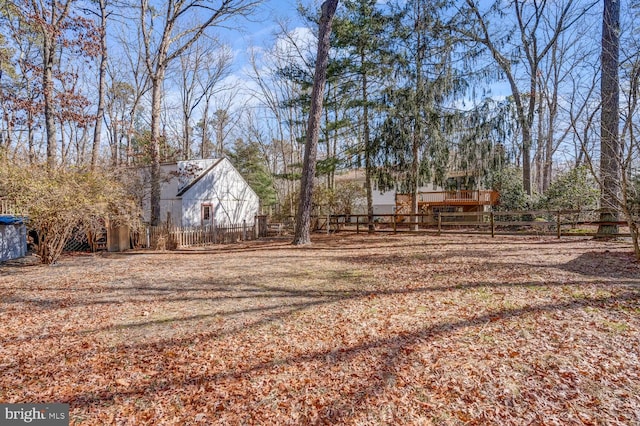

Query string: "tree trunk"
[[411, 137, 419, 231], [183, 111, 191, 159], [91, 0, 108, 171], [43, 36, 57, 171], [543, 125, 554, 192], [362, 71, 374, 233], [597, 0, 620, 236], [412, 13, 423, 232], [293, 0, 339, 245], [200, 99, 210, 158], [150, 74, 164, 226], [522, 65, 539, 196], [543, 46, 560, 193], [27, 110, 35, 164]]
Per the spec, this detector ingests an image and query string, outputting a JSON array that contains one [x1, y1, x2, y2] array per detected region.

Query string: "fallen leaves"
[[0, 234, 639, 424]]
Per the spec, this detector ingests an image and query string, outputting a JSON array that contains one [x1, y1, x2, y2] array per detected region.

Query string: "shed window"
[[201, 204, 213, 225]]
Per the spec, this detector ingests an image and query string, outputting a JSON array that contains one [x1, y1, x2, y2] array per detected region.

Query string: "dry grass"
[[1, 233, 639, 425]]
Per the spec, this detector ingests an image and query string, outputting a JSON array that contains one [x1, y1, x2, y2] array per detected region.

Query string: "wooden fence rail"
[[143, 210, 633, 249], [313, 211, 632, 238], [146, 221, 257, 249]]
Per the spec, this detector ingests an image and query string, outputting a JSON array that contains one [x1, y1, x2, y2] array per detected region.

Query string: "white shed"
[[143, 158, 260, 227]]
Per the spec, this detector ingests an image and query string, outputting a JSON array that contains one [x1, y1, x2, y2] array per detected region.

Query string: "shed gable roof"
[[176, 158, 224, 197]]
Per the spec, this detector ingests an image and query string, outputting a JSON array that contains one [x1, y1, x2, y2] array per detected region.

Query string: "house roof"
[[176, 158, 224, 197], [334, 168, 366, 183]]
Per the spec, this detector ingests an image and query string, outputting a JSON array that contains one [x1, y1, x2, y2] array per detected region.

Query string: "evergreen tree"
[[228, 139, 277, 210], [537, 166, 598, 211], [375, 0, 462, 228], [331, 0, 397, 231]]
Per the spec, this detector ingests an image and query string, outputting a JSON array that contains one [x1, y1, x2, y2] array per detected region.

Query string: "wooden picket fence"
[[146, 221, 257, 249], [0, 198, 24, 216]]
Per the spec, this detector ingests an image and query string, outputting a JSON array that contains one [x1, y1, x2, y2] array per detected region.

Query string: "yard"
[[1, 234, 639, 425]]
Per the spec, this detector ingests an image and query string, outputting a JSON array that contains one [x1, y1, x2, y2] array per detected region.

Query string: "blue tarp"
[[0, 216, 24, 225]]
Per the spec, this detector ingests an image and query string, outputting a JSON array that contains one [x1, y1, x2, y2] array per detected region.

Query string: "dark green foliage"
[[130, 130, 179, 165], [371, 0, 515, 197], [370, 0, 456, 196], [315, 157, 340, 178], [455, 99, 514, 185], [228, 140, 277, 208], [490, 167, 530, 211], [537, 167, 598, 211]]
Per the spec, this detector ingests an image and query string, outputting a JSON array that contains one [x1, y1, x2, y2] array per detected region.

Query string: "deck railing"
[[418, 190, 499, 204]]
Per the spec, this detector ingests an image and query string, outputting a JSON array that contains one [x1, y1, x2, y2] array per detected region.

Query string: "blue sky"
[[204, 1, 317, 108], [220, 0, 311, 56]]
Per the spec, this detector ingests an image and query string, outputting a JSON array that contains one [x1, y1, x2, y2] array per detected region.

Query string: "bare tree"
[[0, 4, 42, 163], [533, 25, 589, 192], [570, 0, 639, 256], [138, 0, 260, 226], [293, 0, 339, 245], [102, 13, 152, 167], [619, 51, 640, 256], [175, 41, 233, 160], [456, 0, 594, 194], [246, 30, 310, 216], [17, 0, 99, 170], [90, 0, 109, 170]]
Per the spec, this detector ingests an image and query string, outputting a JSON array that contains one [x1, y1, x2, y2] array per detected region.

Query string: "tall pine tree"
[[332, 0, 397, 231]]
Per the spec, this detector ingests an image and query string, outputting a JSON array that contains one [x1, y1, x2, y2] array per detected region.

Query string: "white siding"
[[141, 159, 263, 227], [141, 164, 183, 225], [372, 185, 446, 215], [181, 158, 259, 227]]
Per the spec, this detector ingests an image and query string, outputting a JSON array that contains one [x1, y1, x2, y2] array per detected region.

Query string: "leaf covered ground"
[[1, 234, 639, 425]]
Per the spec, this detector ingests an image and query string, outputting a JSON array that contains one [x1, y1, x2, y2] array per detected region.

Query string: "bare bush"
[[0, 160, 141, 264]]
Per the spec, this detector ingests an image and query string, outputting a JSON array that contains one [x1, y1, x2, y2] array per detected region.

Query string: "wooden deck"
[[397, 190, 499, 209]]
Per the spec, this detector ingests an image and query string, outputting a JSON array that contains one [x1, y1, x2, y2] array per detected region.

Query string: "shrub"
[[489, 167, 531, 211], [0, 162, 141, 264], [537, 166, 598, 212]]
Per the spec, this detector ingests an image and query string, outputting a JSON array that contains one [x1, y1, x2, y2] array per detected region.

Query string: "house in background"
[[142, 158, 260, 227], [334, 169, 499, 220], [394, 171, 499, 219]]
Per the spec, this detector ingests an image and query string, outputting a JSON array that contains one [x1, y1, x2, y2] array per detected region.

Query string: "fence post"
[[557, 211, 561, 239], [438, 214, 442, 236], [356, 216, 360, 234], [254, 216, 258, 240], [393, 214, 397, 234], [243, 220, 247, 241], [490, 211, 495, 238], [213, 219, 217, 244]]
